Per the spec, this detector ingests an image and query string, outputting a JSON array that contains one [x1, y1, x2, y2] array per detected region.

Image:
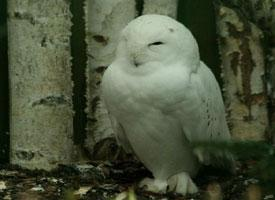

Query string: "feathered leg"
[[167, 172, 198, 194]]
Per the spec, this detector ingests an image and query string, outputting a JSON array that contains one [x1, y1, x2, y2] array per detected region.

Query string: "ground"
[[0, 159, 274, 200]]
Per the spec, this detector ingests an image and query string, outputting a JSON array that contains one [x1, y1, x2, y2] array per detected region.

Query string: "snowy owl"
[[101, 14, 231, 194]]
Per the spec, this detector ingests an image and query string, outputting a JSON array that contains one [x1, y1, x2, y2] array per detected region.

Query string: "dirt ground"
[[0, 160, 274, 200]]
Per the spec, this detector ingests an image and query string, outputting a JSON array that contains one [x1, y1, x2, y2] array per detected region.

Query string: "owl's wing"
[[192, 61, 230, 142], [108, 114, 133, 154], [161, 62, 232, 168], [163, 62, 230, 143]]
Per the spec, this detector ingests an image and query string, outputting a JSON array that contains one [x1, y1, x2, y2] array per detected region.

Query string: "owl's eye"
[[148, 41, 164, 46]]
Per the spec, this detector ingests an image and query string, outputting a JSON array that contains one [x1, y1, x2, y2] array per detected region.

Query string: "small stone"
[[3, 195, 11, 200], [0, 181, 7, 190], [51, 178, 58, 183], [115, 189, 137, 200], [30, 185, 45, 192], [244, 178, 259, 185], [74, 186, 91, 196], [115, 192, 128, 200], [264, 194, 274, 199]]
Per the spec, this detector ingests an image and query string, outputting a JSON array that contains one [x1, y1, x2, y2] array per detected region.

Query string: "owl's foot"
[[139, 177, 168, 193], [167, 172, 198, 195]]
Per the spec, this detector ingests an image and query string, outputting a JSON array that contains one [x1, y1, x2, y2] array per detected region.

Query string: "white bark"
[[228, 0, 275, 142], [85, 0, 136, 157], [249, 0, 275, 142], [143, 0, 178, 18], [216, 5, 268, 140], [252, 0, 275, 143], [8, 0, 75, 170]]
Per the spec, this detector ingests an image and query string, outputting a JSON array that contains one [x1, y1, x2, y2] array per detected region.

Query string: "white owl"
[[102, 14, 231, 194]]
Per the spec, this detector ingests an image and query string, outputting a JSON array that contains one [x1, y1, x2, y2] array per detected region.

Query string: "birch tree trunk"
[[245, 0, 275, 142], [143, 0, 178, 18], [250, 0, 275, 142], [8, 0, 75, 170], [249, 0, 275, 143], [225, 0, 275, 142], [215, 4, 268, 140], [85, 0, 136, 159]]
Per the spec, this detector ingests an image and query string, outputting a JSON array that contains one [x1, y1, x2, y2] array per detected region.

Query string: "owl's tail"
[[192, 141, 236, 174]]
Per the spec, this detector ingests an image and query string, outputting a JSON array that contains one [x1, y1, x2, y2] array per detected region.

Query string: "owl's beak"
[[131, 53, 142, 67], [133, 59, 141, 67], [129, 45, 144, 67]]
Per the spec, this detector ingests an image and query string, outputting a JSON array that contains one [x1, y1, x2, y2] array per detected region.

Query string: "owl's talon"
[[167, 172, 198, 195], [139, 177, 168, 193]]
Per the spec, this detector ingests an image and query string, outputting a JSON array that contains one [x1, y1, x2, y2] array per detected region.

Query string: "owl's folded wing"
[[161, 62, 230, 143], [159, 62, 233, 169], [108, 114, 133, 154]]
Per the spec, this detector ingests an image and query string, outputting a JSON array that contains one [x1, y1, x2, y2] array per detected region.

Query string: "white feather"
[[102, 14, 231, 194]]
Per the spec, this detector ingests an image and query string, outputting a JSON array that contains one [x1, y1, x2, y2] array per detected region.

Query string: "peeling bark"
[[248, 0, 275, 143], [246, 0, 275, 142], [216, 5, 268, 140], [142, 0, 178, 18], [85, 0, 136, 157], [217, 1, 275, 142], [8, 0, 75, 170]]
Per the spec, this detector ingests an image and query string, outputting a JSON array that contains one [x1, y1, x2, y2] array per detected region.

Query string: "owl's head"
[[115, 14, 200, 72]]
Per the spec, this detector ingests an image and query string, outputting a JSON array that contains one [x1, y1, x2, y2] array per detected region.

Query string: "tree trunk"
[[223, 0, 275, 143], [143, 0, 178, 18], [84, 0, 136, 159], [215, 4, 268, 140], [246, 0, 275, 143], [8, 0, 75, 170]]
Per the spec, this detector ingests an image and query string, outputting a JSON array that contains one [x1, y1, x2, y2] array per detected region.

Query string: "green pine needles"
[[193, 140, 275, 191]]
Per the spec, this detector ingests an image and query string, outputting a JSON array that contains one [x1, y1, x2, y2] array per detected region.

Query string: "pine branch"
[[192, 140, 275, 191]]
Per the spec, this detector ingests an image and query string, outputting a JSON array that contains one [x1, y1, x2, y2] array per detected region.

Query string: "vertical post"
[[8, 0, 75, 170]]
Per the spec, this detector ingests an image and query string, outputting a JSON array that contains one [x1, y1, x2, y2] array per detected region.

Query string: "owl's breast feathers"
[[102, 60, 230, 143], [103, 61, 190, 107]]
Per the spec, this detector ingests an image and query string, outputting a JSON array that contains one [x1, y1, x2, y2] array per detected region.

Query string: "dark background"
[[0, 0, 9, 164], [0, 0, 220, 163], [178, 0, 221, 84]]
